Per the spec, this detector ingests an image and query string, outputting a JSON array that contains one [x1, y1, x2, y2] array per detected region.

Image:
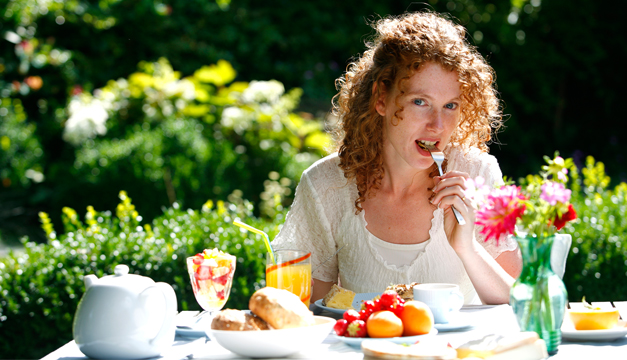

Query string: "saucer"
[[433, 312, 473, 332], [561, 320, 627, 341]]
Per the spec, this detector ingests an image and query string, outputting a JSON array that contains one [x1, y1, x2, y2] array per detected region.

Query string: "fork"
[[421, 143, 466, 225]]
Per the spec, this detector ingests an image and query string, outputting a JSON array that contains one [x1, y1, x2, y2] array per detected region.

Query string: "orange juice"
[[266, 251, 312, 306]]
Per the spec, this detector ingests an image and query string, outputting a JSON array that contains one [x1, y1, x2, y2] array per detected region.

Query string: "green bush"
[[562, 156, 627, 302], [64, 57, 329, 222], [0, 191, 283, 359]]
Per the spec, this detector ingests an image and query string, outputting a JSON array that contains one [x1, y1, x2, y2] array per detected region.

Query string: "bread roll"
[[249, 287, 314, 329], [211, 309, 271, 331]]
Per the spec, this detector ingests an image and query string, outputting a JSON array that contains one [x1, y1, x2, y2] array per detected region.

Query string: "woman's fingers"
[[433, 173, 469, 192], [430, 185, 469, 211]]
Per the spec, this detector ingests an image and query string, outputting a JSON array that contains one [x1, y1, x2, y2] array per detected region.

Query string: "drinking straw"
[[233, 219, 276, 265]]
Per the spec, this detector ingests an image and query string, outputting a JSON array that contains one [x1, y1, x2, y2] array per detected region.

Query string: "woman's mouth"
[[416, 140, 439, 151]]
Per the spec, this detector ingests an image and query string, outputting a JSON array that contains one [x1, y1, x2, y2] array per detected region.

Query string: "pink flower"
[[540, 181, 571, 206], [475, 185, 527, 243], [464, 176, 491, 208]]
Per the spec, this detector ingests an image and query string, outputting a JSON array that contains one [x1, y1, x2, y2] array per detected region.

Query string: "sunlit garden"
[[1, 0, 627, 358]]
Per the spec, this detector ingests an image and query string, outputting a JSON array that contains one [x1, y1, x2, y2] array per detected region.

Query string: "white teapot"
[[73, 264, 177, 359]]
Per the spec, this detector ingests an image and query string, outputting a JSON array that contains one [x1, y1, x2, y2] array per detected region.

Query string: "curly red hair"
[[332, 12, 502, 214]]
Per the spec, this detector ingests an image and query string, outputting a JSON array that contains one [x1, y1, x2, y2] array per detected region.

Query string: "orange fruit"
[[399, 300, 434, 336], [366, 310, 404, 338]]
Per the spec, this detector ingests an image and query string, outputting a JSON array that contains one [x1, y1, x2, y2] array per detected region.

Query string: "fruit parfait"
[[186, 248, 236, 313]]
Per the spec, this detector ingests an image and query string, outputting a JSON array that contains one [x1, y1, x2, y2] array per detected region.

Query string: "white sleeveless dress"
[[271, 146, 517, 304]]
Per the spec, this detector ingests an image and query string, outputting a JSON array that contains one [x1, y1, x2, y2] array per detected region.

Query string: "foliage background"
[[2, 0, 627, 358], [2, 0, 627, 243]]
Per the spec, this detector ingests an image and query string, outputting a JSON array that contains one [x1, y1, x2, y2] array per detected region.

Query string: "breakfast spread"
[[386, 282, 421, 301], [211, 287, 314, 331], [322, 284, 356, 309], [455, 332, 548, 359], [333, 290, 434, 339]]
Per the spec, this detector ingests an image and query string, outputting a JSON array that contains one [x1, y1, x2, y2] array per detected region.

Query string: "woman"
[[272, 12, 522, 305]]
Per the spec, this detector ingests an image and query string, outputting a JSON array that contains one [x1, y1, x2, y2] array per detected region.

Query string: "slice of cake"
[[322, 284, 355, 309]]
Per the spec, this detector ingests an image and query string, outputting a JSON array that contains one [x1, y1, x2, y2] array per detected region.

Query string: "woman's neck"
[[380, 159, 433, 197]]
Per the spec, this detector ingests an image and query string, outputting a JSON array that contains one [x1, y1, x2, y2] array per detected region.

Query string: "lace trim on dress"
[[359, 207, 440, 272]]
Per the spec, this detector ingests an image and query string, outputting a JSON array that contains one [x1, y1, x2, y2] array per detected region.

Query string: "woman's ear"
[[374, 82, 387, 117]]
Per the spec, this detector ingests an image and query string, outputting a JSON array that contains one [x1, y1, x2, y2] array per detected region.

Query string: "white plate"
[[176, 312, 214, 338], [333, 328, 438, 347], [176, 327, 208, 338], [314, 292, 383, 315], [208, 315, 335, 358], [561, 320, 627, 341], [314, 299, 347, 315], [434, 312, 474, 332]]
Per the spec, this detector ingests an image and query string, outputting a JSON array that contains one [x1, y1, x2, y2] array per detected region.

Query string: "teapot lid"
[[94, 264, 155, 290]]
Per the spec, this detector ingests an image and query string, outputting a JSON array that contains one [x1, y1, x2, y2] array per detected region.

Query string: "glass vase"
[[510, 234, 568, 354]]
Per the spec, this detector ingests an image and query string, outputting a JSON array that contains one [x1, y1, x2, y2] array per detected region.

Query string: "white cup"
[[413, 283, 464, 324]]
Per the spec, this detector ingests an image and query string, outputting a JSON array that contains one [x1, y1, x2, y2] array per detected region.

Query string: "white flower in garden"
[[241, 80, 284, 104], [63, 96, 109, 146], [163, 78, 196, 101], [221, 106, 251, 134]]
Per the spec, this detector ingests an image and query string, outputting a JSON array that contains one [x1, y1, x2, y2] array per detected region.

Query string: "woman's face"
[[375, 61, 461, 172]]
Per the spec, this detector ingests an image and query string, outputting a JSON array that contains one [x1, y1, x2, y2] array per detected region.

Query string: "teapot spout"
[[84, 274, 98, 289]]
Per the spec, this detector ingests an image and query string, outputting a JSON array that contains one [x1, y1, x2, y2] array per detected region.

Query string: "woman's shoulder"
[[302, 152, 344, 182]]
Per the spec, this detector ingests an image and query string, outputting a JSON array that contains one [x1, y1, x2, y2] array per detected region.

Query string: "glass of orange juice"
[[265, 250, 312, 306]]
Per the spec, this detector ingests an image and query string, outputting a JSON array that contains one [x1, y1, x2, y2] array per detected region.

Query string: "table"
[[42, 305, 627, 360]]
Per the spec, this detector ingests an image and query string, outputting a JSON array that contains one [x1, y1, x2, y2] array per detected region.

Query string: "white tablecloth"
[[42, 305, 627, 360]]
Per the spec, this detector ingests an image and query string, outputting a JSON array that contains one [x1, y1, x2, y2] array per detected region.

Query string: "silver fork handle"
[[452, 206, 466, 225]]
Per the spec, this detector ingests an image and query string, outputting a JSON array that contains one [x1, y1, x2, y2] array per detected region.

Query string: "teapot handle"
[[142, 282, 177, 347]]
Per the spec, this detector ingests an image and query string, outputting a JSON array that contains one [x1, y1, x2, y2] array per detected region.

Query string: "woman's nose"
[[426, 109, 445, 131]]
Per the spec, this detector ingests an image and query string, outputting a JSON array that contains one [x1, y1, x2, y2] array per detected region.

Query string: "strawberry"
[[333, 319, 349, 336], [196, 265, 211, 280], [358, 309, 371, 321], [192, 254, 204, 265], [216, 289, 225, 300], [345, 320, 367, 337], [373, 298, 382, 311], [392, 301, 405, 318], [379, 290, 398, 310], [343, 309, 361, 323]]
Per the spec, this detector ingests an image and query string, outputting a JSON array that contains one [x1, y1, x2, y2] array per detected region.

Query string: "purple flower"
[[540, 181, 571, 206]]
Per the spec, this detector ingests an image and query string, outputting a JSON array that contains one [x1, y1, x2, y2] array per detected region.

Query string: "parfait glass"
[[186, 251, 236, 317]]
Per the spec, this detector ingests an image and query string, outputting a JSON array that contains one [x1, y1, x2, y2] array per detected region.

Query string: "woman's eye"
[[445, 103, 458, 110], [413, 99, 425, 106]]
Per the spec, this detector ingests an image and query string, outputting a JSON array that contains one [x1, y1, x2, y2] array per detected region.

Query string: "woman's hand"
[[430, 171, 476, 253]]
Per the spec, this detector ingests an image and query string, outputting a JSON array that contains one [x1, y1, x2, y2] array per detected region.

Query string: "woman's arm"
[[431, 170, 522, 304], [455, 243, 522, 304], [311, 278, 335, 304]]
